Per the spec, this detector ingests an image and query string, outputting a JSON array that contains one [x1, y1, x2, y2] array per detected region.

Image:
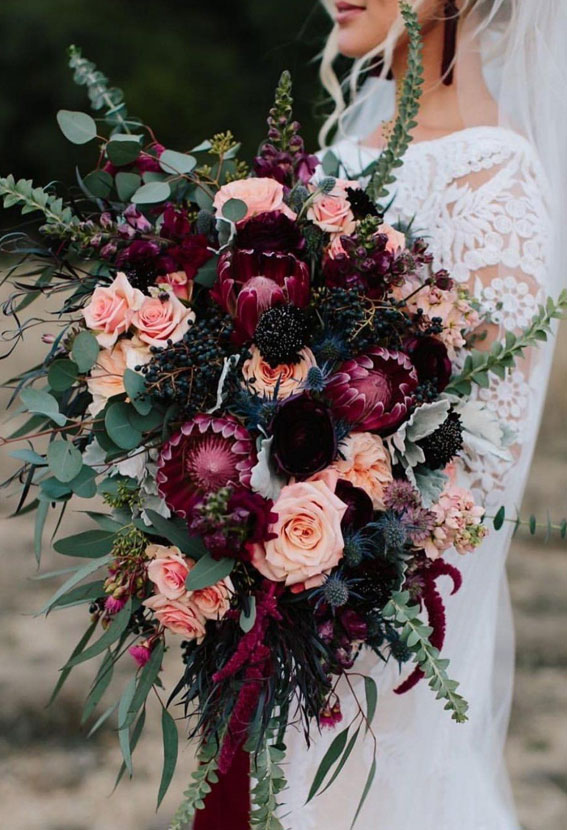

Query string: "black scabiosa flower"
[[254, 304, 308, 367], [419, 410, 463, 469]]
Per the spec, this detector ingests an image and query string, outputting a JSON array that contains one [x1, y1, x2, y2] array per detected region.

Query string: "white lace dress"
[[277, 126, 556, 830]]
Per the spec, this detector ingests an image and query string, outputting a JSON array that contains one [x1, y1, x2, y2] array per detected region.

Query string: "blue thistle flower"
[[323, 574, 350, 608]]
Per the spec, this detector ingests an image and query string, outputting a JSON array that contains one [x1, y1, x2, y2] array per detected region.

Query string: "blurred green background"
[[0, 0, 328, 185], [0, 3, 565, 829]]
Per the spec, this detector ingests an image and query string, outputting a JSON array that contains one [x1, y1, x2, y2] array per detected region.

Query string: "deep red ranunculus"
[[271, 394, 337, 479], [335, 479, 374, 530], [211, 249, 310, 342], [326, 347, 418, 436], [235, 211, 304, 254], [404, 336, 452, 392], [339, 609, 368, 641]]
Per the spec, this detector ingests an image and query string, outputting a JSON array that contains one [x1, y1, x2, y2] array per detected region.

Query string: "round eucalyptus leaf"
[[131, 181, 171, 205], [115, 172, 142, 202], [83, 170, 114, 199], [221, 198, 247, 223], [56, 110, 97, 145], [48, 359, 79, 392], [105, 402, 142, 449], [159, 149, 197, 176], [107, 139, 141, 167], [72, 331, 100, 373], [47, 440, 83, 483]]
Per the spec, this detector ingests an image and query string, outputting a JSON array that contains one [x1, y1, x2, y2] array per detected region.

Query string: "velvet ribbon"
[[193, 744, 251, 830]]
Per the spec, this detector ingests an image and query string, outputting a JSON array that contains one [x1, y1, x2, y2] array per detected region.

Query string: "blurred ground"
[[0, 312, 565, 830]]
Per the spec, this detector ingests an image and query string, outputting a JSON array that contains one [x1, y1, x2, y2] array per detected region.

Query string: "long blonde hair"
[[318, 0, 503, 146]]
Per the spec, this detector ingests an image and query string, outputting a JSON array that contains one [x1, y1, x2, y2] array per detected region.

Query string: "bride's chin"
[[336, 23, 383, 59]]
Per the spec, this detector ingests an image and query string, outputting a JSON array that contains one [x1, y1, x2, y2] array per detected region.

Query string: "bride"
[[277, 2, 566, 829]]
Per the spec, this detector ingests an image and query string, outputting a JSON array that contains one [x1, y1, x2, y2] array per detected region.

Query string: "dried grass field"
[[0, 291, 565, 829]]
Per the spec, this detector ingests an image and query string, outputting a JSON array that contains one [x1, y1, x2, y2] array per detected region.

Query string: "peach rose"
[[156, 271, 193, 301], [329, 432, 393, 510], [242, 346, 317, 399], [146, 544, 192, 600], [248, 479, 347, 588], [83, 272, 144, 349], [378, 223, 406, 254], [86, 337, 151, 416], [192, 581, 232, 621], [143, 594, 206, 641], [307, 178, 359, 236], [213, 178, 296, 223], [132, 290, 195, 348]]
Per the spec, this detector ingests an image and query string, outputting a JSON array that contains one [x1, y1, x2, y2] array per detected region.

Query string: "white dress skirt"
[[277, 127, 556, 830]]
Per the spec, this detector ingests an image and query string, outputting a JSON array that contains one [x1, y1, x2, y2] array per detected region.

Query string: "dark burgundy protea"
[[235, 211, 305, 254], [157, 415, 256, 518], [326, 347, 418, 436], [211, 249, 310, 342], [271, 394, 337, 478], [404, 335, 452, 392]]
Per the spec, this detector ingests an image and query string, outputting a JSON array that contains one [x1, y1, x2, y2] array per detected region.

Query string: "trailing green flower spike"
[[169, 733, 221, 830], [266, 70, 295, 155], [68, 45, 132, 133], [366, 2, 424, 203], [447, 291, 567, 396], [382, 591, 469, 723], [0, 174, 79, 232], [249, 734, 287, 830]]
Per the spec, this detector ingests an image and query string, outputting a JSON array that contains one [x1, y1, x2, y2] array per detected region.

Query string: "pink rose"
[[242, 345, 317, 399], [86, 337, 151, 416], [82, 272, 144, 349], [156, 271, 193, 301], [144, 594, 206, 641], [329, 432, 393, 509], [248, 479, 347, 588], [327, 234, 349, 260], [307, 179, 358, 236], [213, 178, 296, 223], [378, 223, 406, 254], [146, 544, 192, 600], [132, 290, 195, 348], [192, 581, 232, 620]]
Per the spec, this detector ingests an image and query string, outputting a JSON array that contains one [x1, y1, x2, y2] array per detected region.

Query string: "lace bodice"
[[279, 127, 555, 830], [330, 126, 552, 510]]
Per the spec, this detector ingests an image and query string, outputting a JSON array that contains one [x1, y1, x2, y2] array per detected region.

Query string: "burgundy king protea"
[[211, 248, 310, 341], [326, 347, 418, 435], [157, 414, 256, 518]]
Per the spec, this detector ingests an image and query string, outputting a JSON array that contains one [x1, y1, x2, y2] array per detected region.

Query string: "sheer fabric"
[[277, 127, 556, 830]]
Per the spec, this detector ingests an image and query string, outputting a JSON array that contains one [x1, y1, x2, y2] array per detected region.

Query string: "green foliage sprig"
[[0, 174, 79, 233], [248, 725, 287, 830], [266, 70, 295, 154], [382, 591, 469, 723], [447, 291, 567, 395], [366, 2, 424, 202], [68, 45, 133, 133], [169, 733, 221, 830], [492, 506, 567, 542]]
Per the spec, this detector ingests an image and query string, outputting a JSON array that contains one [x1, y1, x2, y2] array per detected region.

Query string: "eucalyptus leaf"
[[48, 359, 79, 392], [131, 181, 171, 205], [48, 621, 97, 707], [66, 598, 132, 667], [123, 368, 152, 415], [123, 641, 165, 727], [118, 676, 137, 776], [47, 440, 83, 483], [107, 137, 141, 166], [115, 171, 142, 201], [72, 331, 99, 372], [194, 257, 219, 288], [57, 110, 97, 144], [306, 726, 349, 803], [54, 529, 117, 558], [20, 388, 66, 427], [68, 465, 98, 498], [157, 708, 179, 808], [83, 170, 114, 199], [10, 448, 46, 466], [239, 596, 256, 633], [185, 553, 234, 591], [159, 149, 197, 175], [143, 509, 206, 558], [363, 675, 378, 732], [105, 402, 142, 450], [221, 198, 247, 223]]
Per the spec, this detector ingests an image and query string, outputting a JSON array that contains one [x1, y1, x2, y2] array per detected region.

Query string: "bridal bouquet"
[[2, 10, 566, 829]]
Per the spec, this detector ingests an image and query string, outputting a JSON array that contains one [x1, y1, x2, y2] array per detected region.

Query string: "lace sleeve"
[[434, 140, 552, 507]]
